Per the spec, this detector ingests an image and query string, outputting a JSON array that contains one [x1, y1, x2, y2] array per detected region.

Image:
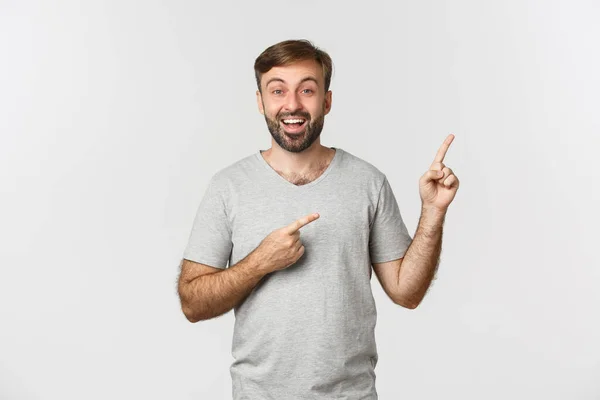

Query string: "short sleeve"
[[182, 175, 233, 268], [369, 176, 413, 263]]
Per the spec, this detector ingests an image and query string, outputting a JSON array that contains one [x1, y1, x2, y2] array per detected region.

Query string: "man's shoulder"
[[210, 152, 258, 180], [200, 152, 258, 196], [337, 147, 387, 185]]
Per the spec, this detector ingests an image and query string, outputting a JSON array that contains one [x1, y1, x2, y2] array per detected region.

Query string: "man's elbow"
[[181, 304, 203, 323], [394, 294, 420, 309]]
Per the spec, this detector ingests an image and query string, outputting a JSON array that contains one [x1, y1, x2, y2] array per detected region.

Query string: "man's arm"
[[179, 212, 320, 323], [372, 207, 445, 309], [397, 133, 458, 307], [374, 135, 459, 309], [395, 206, 445, 308], [178, 251, 270, 323]]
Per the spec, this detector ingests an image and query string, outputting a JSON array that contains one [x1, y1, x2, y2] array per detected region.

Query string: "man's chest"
[[228, 187, 375, 263]]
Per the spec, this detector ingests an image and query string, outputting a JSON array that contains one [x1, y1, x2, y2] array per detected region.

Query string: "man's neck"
[[261, 144, 335, 176]]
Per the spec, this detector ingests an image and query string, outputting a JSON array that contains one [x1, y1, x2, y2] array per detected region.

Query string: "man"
[[178, 39, 459, 399]]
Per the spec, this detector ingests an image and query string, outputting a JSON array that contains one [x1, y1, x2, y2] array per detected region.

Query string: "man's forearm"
[[397, 207, 446, 308], [180, 252, 270, 322]]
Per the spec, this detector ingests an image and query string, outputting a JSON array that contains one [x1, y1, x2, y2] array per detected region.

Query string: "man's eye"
[[302, 89, 313, 94], [272, 89, 283, 95]]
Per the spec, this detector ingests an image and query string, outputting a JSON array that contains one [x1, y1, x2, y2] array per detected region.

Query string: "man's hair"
[[254, 39, 334, 93]]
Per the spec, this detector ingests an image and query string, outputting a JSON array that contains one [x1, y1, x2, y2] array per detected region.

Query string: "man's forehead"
[[265, 75, 320, 87], [263, 61, 323, 86]]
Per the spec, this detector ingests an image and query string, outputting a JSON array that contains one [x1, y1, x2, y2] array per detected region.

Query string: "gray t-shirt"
[[183, 147, 413, 400]]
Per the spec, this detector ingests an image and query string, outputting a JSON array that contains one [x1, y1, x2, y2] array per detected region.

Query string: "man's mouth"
[[280, 117, 307, 134]]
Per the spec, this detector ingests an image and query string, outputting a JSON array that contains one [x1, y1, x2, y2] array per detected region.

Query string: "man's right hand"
[[254, 213, 320, 274]]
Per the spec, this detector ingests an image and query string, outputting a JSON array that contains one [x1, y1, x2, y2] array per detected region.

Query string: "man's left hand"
[[419, 134, 460, 212]]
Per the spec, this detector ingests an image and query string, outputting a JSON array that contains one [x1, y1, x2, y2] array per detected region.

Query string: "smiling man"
[[257, 53, 334, 186], [259, 58, 329, 153], [178, 39, 460, 399]]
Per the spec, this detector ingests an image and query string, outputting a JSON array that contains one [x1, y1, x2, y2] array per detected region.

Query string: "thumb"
[[422, 170, 443, 184]]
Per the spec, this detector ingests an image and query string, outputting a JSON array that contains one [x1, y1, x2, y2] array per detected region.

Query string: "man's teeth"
[[282, 119, 305, 124]]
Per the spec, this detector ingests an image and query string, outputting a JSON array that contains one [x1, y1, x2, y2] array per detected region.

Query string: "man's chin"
[[284, 130, 305, 138], [276, 132, 310, 152]]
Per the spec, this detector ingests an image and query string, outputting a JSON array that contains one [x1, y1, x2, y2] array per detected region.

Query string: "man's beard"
[[263, 106, 325, 153]]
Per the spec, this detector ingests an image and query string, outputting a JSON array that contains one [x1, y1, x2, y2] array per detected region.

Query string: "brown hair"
[[254, 39, 334, 93]]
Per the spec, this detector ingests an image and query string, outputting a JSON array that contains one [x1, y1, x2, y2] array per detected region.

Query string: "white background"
[[1, 1, 599, 399]]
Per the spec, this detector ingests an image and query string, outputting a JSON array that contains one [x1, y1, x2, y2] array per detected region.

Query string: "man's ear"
[[256, 90, 264, 115], [324, 90, 332, 116]]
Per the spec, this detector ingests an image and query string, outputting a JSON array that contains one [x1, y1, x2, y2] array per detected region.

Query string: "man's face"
[[256, 59, 332, 153]]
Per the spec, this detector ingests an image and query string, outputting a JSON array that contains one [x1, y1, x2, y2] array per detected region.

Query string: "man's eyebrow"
[[265, 77, 319, 87]]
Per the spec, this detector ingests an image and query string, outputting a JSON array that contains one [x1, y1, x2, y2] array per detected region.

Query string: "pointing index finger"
[[286, 213, 320, 234], [433, 134, 455, 164]]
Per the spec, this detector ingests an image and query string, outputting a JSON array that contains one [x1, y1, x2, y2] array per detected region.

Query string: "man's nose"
[[283, 91, 301, 111]]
